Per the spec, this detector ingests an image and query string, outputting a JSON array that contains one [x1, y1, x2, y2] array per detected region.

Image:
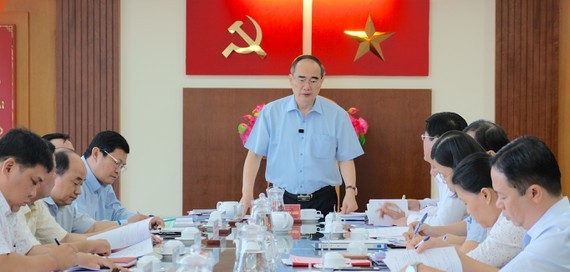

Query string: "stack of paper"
[[88, 218, 153, 258], [366, 199, 408, 226], [338, 212, 367, 221], [384, 247, 462, 271]]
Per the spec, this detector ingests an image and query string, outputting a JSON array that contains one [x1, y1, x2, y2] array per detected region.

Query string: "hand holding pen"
[[412, 213, 428, 239]]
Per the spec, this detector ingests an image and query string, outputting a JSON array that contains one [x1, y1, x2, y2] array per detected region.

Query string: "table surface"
[[153, 221, 391, 272]]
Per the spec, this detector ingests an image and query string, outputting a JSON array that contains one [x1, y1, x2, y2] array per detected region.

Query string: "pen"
[[54, 238, 61, 246], [442, 235, 447, 241], [415, 236, 430, 249], [412, 213, 428, 239]]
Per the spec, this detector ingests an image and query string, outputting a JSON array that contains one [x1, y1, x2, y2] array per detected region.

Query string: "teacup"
[[271, 211, 293, 231], [348, 228, 368, 240], [161, 240, 185, 255], [324, 213, 346, 224], [346, 241, 368, 256], [300, 209, 322, 219], [181, 227, 200, 239], [322, 252, 349, 269], [317, 221, 344, 233], [207, 211, 223, 226], [300, 224, 318, 234], [137, 255, 161, 272], [216, 201, 244, 220]]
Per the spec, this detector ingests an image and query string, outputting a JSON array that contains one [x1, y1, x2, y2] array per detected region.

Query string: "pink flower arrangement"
[[347, 107, 369, 146], [238, 104, 368, 146], [237, 104, 265, 145]]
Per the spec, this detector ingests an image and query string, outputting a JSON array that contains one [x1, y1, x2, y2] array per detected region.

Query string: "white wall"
[[120, 0, 495, 216]]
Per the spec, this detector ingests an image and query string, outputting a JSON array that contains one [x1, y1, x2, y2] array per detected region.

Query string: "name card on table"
[[284, 204, 301, 221]]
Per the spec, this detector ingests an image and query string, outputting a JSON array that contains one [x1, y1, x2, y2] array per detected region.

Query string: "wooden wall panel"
[[559, 0, 569, 197], [183, 88, 431, 213], [496, 0, 559, 153], [56, 0, 121, 194], [4, 0, 56, 133]]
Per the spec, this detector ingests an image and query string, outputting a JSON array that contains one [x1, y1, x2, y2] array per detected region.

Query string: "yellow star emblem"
[[344, 16, 395, 62]]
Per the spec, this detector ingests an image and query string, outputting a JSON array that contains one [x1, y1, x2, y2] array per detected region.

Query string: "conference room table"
[[152, 219, 391, 272]]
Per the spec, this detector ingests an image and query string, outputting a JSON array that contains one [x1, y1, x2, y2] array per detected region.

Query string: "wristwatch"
[[345, 185, 358, 196], [405, 262, 423, 272]]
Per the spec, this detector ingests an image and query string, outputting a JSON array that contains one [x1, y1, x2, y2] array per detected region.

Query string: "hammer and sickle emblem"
[[222, 16, 267, 59]]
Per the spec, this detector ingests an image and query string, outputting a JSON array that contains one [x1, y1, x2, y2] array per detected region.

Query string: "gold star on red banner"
[[344, 15, 395, 62]]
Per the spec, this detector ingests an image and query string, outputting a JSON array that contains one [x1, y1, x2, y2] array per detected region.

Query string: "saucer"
[[313, 263, 351, 269], [319, 229, 347, 234], [273, 229, 292, 234], [300, 217, 320, 223]]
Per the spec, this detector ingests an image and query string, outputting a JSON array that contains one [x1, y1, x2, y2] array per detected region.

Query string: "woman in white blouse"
[[409, 151, 525, 268]]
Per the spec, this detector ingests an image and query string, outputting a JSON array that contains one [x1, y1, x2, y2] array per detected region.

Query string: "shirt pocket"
[[311, 134, 336, 159]]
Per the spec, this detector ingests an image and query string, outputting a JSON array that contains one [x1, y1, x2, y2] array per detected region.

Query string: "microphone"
[[298, 129, 304, 133]]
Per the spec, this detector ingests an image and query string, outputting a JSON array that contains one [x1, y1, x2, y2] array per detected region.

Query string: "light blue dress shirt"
[[44, 197, 96, 234], [500, 197, 570, 271], [74, 157, 135, 221], [245, 95, 364, 194], [465, 215, 489, 243]]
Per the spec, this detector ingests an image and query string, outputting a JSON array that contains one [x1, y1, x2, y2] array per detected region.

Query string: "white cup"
[[181, 227, 200, 239], [324, 213, 346, 224], [138, 255, 161, 271], [346, 241, 368, 256], [300, 224, 318, 234], [322, 252, 349, 268], [161, 240, 185, 255], [300, 209, 322, 219], [216, 201, 244, 220], [207, 210, 223, 226], [348, 228, 369, 240], [326, 221, 344, 233], [271, 211, 293, 231]]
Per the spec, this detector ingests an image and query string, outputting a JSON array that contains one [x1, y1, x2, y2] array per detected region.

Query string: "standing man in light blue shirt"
[[74, 131, 163, 227], [239, 55, 364, 216]]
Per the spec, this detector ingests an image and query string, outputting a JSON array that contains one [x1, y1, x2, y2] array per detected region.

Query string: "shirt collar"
[[43, 197, 59, 213], [526, 196, 569, 241], [285, 95, 324, 115], [82, 156, 105, 193], [0, 190, 13, 217]]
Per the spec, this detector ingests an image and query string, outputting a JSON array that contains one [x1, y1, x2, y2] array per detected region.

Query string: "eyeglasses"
[[103, 150, 127, 172], [420, 134, 438, 141], [294, 76, 321, 87]]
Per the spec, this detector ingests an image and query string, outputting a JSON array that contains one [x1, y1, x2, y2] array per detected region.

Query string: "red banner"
[[186, 0, 303, 75], [186, 0, 429, 76], [0, 25, 15, 137], [312, 0, 429, 76]]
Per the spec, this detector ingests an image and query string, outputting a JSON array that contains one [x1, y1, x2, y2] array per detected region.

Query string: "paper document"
[[367, 226, 408, 239], [384, 247, 462, 272], [366, 199, 408, 226], [88, 217, 152, 257], [339, 212, 367, 221]]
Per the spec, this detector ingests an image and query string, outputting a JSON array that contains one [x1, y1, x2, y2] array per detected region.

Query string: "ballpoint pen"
[[412, 212, 428, 239], [415, 236, 430, 249]]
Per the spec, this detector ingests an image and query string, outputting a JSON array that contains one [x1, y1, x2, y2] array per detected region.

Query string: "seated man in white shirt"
[[380, 112, 468, 226], [0, 128, 124, 271], [405, 136, 570, 272], [46, 148, 157, 233], [20, 144, 114, 242]]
